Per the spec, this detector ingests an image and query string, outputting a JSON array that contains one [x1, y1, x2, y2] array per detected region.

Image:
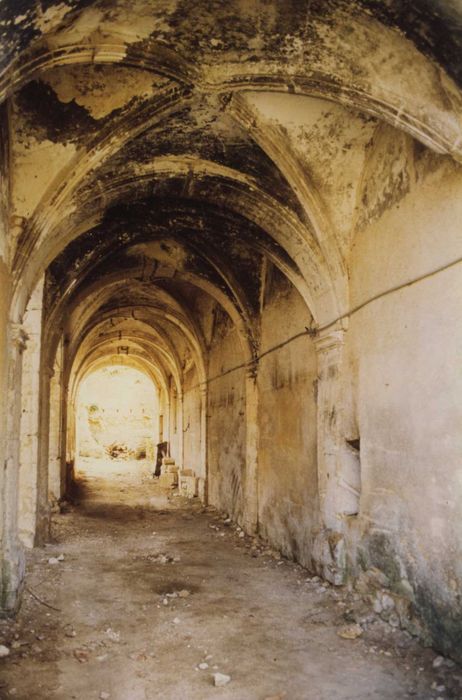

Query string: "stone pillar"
[[35, 364, 53, 546], [199, 385, 208, 502], [18, 278, 44, 548], [243, 361, 259, 533], [312, 327, 347, 585], [177, 391, 184, 468], [66, 393, 76, 482], [62, 381, 73, 497], [169, 384, 179, 464], [48, 339, 64, 500], [314, 328, 345, 530], [163, 394, 170, 452], [1, 322, 28, 612]]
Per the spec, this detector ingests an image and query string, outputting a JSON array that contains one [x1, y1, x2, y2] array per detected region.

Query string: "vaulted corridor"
[[1, 1, 462, 695]]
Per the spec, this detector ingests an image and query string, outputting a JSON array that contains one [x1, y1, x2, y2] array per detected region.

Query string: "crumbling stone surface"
[[0, 0, 462, 670]]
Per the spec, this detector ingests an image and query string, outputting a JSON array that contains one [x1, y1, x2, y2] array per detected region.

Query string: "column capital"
[[313, 327, 344, 355]]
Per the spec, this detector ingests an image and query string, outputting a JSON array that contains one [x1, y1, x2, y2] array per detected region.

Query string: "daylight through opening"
[[75, 365, 159, 482]]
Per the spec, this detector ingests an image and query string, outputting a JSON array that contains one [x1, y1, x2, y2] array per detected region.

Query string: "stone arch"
[[2, 7, 461, 157], [11, 161, 333, 329]]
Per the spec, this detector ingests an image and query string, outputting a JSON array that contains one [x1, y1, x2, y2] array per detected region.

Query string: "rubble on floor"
[[0, 475, 461, 699]]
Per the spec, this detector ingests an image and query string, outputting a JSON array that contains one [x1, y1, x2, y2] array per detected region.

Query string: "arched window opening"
[[75, 364, 159, 483]]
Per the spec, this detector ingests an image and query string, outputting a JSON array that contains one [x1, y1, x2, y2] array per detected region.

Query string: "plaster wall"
[[0, 104, 10, 562], [182, 366, 202, 476], [257, 270, 319, 568], [207, 315, 246, 523], [345, 148, 462, 657], [0, 259, 11, 562]]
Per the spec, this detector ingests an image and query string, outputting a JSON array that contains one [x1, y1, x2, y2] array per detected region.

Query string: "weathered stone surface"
[[0, 0, 461, 667], [159, 473, 178, 489], [312, 530, 346, 586]]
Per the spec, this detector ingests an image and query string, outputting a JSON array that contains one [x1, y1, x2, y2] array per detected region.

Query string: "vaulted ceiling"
[[2, 0, 461, 384]]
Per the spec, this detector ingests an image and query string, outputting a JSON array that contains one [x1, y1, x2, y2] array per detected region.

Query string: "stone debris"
[[48, 553, 65, 565], [213, 672, 231, 687], [73, 648, 90, 663], [1, 494, 459, 699], [160, 588, 191, 602], [100, 692, 110, 700], [141, 552, 180, 565], [380, 593, 395, 612], [105, 628, 120, 642], [155, 554, 172, 564], [337, 624, 363, 640], [0, 645, 10, 657]]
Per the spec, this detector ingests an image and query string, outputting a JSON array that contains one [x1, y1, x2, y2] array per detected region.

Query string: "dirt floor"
[[0, 459, 460, 700]]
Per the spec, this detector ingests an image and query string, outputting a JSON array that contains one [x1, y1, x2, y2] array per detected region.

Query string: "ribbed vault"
[[1, 0, 462, 665]]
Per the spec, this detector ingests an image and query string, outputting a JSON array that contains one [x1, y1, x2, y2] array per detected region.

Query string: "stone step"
[[159, 473, 178, 489], [179, 474, 198, 498]]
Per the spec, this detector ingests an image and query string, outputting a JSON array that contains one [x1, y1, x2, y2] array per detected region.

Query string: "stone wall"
[[207, 313, 246, 524], [257, 267, 318, 567], [344, 146, 462, 657]]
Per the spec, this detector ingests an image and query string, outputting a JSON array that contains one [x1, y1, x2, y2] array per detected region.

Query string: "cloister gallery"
[[0, 2, 461, 698]]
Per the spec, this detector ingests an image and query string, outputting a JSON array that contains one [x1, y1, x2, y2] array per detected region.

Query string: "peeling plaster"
[[34, 3, 72, 34], [41, 65, 168, 119], [127, 240, 189, 270], [243, 92, 377, 257], [11, 134, 77, 220]]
